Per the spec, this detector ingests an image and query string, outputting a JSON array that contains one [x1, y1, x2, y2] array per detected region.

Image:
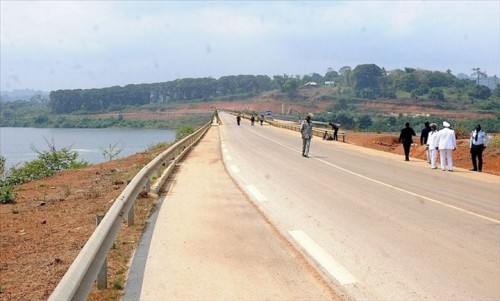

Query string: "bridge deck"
[[123, 126, 338, 300]]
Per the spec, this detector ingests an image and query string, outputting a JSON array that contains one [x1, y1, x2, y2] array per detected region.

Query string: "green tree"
[[357, 115, 373, 129], [324, 68, 338, 81], [469, 85, 492, 100], [338, 66, 352, 87], [352, 64, 383, 94], [428, 88, 445, 101], [471, 67, 487, 85]]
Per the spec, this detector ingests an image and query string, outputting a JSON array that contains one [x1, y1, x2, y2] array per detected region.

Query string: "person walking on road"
[[436, 121, 457, 172], [469, 124, 490, 172], [250, 115, 255, 126], [399, 122, 416, 161], [427, 123, 439, 169], [420, 121, 431, 163], [236, 114, 241, 126], [300, 115, 313, 157]]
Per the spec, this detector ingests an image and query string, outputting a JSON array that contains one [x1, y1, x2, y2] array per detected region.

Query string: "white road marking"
[[246, 184, 268, 203], [250, 130, 500, 224], [230, 164, 240, 173], [289, 230, 357, 285]]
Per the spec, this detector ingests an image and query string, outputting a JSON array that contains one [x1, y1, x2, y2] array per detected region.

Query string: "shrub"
[[9, 159, 53, 182], [4, 138, 89, 188], [0, 184, 16, 204], [0, 155, 5, 179], [147, 142, 168, 151], [176, 125, 194, 140], [485, 136, 500, 156]]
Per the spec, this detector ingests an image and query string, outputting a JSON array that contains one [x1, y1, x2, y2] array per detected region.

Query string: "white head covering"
[[443, 121, 450, 128]]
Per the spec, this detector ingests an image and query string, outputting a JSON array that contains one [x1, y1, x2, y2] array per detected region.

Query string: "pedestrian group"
[[236, 113, 492, 172], [400, 121, 490, 172]]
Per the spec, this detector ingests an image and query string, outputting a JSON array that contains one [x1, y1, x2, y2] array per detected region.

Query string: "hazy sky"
[[1, 1, 499, 92]]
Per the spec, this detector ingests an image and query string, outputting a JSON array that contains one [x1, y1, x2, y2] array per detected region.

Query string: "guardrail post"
[[96, 214, 107, 290], [128, 204, 135, 226]]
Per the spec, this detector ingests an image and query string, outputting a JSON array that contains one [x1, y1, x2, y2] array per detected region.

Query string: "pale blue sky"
[[1, 1, 499, 91]]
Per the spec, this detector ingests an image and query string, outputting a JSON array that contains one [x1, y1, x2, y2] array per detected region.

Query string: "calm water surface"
[[0, 127, 176, 168]]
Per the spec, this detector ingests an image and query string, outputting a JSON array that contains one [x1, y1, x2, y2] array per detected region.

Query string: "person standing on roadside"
[[329, 122, 340, 141], [300, 115, 313, 157], [250, 115, 255, 126], [427, 123, 439, 169], [436, 121, 457, 172], [236, 114, 241, 126], [469, 124, 490, 172], [420, 121, 431, 163], [399, 122, 416, 161]]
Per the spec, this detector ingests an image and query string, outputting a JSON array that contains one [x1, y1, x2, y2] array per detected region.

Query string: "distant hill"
[[0, 89, 50, 102]]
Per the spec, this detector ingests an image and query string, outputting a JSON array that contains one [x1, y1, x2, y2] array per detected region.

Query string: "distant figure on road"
[[250, 115, 255, 126], [300, 115, 313, 157], [399, 122, 416, 161], [259, 115, 264, 126], [236, 114, 241, 126], [427, 123, 439, 169], [329, 122, 340, 141], [420, 121, 431, 163], [436, 121, 457, 172], [469, 124, 490, 172]]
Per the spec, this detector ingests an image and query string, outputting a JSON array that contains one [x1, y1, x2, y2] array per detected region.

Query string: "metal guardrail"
[[49, 119, 213, 301], [225, 111, 346, 142], [267, 120, 346, 142]]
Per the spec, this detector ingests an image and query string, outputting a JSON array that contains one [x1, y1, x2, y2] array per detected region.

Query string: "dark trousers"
[[471, 144, 484, 171], [403, 143, 412, 160]]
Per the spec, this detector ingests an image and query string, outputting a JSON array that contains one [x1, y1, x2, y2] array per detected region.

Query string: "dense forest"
[[45, 65, 499, 114], [1, 64, 499, 132]]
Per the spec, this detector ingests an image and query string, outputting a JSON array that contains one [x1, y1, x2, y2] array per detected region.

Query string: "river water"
[[0, 127, 176, 169]]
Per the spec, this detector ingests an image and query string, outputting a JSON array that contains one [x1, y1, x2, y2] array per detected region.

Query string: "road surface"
[[219, 111, 500, 300]]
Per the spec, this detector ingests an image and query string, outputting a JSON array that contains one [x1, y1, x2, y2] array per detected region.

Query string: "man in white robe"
[[436, 121, 457, 172], [427, 123, 439, 169]]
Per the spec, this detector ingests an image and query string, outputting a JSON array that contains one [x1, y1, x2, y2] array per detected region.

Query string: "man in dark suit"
[[399, 122, 416, 161]]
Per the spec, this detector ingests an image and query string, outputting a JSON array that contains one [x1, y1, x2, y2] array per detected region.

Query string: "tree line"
[[46, 65, 499, 114], [49, 75, 274, 113]]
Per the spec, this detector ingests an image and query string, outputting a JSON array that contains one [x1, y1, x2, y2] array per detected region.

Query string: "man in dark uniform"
[[399, 122, 416, 161]]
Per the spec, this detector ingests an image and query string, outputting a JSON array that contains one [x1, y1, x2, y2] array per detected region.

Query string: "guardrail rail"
[[49, 118, 214, 301]]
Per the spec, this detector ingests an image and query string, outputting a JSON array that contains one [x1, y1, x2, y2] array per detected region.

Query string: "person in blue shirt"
[[469, 124, 490, 172]]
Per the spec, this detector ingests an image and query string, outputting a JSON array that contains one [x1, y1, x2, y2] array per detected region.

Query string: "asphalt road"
[[123, 124, 339, 300], [219, 112, 500, 300]]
